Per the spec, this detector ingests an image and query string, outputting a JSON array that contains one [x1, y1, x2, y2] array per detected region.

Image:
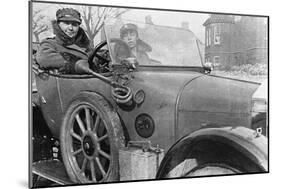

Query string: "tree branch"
[[114, 9, 129, 18], [92, 7, 106, 35], [79, 6, 130, 44]]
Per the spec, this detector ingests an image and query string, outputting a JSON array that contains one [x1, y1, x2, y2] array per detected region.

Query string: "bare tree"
[[80, 6, 129, 47], [32, 8, 50, 42]]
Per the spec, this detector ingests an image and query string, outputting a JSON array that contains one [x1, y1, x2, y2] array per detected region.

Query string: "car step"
[[32, 159, 73, 185]]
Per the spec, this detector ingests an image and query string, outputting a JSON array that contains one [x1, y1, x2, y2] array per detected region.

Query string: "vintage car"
[[32, 18, 268, 184]]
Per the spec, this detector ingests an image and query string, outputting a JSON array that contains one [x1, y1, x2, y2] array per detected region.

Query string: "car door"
[[35, 73, 64, 136]]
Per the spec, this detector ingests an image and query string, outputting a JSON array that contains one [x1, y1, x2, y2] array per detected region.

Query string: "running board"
[[32, 159, 73, 185]]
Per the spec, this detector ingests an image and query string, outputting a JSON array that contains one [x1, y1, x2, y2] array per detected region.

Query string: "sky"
[[118, 9, 209, 41]]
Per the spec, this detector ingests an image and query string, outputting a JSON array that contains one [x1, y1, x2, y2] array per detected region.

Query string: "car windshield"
[[104, 18, 203, 67]]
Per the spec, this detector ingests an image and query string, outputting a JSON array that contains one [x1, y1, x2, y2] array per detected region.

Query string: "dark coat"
[[36, 20, 92, 74], [114, 38, 152, 65], [135, 39, 151, 65]]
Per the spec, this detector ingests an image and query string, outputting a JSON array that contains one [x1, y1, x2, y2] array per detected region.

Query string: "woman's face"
[[58, 21, 79, 38], [122, 30, 138, 49]]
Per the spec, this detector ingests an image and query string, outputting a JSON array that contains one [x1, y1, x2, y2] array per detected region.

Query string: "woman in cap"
[[118, 23, 152, 65]]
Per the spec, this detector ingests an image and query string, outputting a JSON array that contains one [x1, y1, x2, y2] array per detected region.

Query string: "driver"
[[36, 8, 92, 74], [118, 23, 152, 65]]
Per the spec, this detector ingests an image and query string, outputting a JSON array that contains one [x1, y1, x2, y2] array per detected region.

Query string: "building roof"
[[203, 14, 235, 26]]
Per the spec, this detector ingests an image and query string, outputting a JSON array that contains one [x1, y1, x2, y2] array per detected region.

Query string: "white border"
[[0, 0, 279, 189]]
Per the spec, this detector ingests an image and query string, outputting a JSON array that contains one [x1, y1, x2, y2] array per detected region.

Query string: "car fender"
[[156, 126, 268, 178]]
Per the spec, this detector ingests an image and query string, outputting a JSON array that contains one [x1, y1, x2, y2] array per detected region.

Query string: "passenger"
[[118, 23, 152, 65], [36, 8, 92, 74]]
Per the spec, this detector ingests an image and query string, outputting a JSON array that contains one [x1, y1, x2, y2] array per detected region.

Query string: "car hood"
[[177, 75, 260, 114], [174, 74, 260, 140]]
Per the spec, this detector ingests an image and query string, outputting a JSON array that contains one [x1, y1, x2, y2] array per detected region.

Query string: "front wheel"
[[159, 139, 265, 178], [60, 92, 125, 183], [184, 163, 240, 177]]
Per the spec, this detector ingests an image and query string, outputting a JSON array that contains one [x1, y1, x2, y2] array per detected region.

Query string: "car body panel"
[[35, 66, 259, 152], [36, 74, 63, 132], [176, 75, 259, 140], [115, 67, 204, 151], [56, 76, 111, 137], [36, 67, 204, 151]]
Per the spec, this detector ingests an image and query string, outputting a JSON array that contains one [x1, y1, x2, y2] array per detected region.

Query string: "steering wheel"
[[88, 38, 131, 72]]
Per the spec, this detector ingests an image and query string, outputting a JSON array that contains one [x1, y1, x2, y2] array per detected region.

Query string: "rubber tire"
[[162, 139, 264, 178], [60, 92, 125, 183]]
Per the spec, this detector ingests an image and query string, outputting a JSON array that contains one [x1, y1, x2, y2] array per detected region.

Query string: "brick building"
[[203, 14, 268, 69]]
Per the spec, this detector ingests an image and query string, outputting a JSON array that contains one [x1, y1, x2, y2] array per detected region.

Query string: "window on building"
[[213, 56, 220, 66], [208, 28, 211, 46], [206, 27, 211, 47], [214, 25, 221, 45], [205, 30, 208, 46]]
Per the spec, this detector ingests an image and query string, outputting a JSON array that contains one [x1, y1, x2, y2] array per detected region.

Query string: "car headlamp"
[[251, 79, 268, 113], [252, 99, 267, 114], [251, 80, 268, 136]]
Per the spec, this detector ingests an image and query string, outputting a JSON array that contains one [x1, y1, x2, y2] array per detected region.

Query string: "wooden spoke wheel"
[[60, 92, 125, 183]]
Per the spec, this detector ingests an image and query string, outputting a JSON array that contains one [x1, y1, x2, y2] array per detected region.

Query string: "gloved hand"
[[74, 59, 92, 74]]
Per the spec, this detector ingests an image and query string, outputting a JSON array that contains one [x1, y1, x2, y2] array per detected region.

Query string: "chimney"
[[181, 22, 189, 30]]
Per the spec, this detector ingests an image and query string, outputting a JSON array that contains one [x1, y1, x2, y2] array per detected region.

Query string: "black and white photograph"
[[29, 0, 268, 188]]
